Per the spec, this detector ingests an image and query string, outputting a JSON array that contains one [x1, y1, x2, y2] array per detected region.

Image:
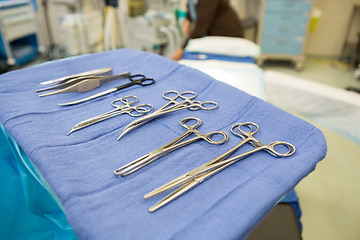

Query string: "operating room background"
[[1, 0, 360, 239]]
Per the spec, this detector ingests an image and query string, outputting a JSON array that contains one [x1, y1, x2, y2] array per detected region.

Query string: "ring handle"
[[180, 117, 202, 130], [204, 131, 229, 144], [179, 91, 197, 100], [112, 96, 138, 107], [138, 78, 155, 86], [127, 104, 153, 117], [163, 90, 181, 101], [188, 100, 218, 111], [136, 103, 153, 112], [231, 122, 259, 138], [129, 74, 145, 81], [266, 141, 296, 157]]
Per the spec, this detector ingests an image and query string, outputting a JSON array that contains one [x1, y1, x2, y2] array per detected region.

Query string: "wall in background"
[[305, 0, 360, 57]]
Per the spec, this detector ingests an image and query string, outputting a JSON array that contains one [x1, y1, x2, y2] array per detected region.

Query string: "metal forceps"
[[144, 122, 296, 212], [114, 117, 229, 176], [36, 68, 130, 97], [67, 96, 153, 135], [40, 67, 114, 85], [59, 74, 156, 106], [117, 90, 218, 140]]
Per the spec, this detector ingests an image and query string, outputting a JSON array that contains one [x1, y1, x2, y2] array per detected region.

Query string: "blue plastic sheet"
[[0, 123, 77, 240]]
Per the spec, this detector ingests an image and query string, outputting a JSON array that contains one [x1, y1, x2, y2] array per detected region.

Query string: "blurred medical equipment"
[[114, 117, 228, 176], [128, 0, 145, 17], [117, 90, 218, 140], [126, 9, 182, 57], [103, 4, 120, 51], [44, 0, 103, 57], [230, 0, 262, 42], [145, 122, 295, 212], [340, 3, 359, 67], [59, 74, 155, 105], [0, 0, 41, 66], [355, 65, 360, 80], [68, 96, 153, 135], [256, 0, 312, 70]]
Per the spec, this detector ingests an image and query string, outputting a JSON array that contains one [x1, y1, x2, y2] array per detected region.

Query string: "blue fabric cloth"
[[182, 51, 256, 63], [0, 49, 327, 240], [0, 123, 301, 238]]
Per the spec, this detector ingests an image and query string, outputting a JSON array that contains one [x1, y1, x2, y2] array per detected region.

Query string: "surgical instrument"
[[117, 90, 218, 140], [37, 71, 131, 97], [68, 96, 153, 135], [144, 122, 296, 212], [114, 117, 228, 176], [40, 67, 113, 85], [58, 74, 155, 106]]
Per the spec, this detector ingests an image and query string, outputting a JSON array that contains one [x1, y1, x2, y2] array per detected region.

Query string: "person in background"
[[171, 0, 244, 61]]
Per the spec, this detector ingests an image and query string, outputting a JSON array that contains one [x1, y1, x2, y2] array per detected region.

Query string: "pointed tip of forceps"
[[144, 184, 170, 199], [148, 205, 161, 213], [117, 119, 150, 141], [144, 192, 154, 199], [38, 89, 63, 98], [144, 188, 167, 199], [113, 167, 128, 176], [117, 125, 138, 140], [113, 170, 125, 176], [58, 102, 71, 106], [113, 169, 130, 177], [148, 196, 173, 212], [117, 131, 127, 141], [67, 129, 75, 136], [119, 123, 138, 139]]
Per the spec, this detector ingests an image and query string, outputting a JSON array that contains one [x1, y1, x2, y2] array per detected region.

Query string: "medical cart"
[[0, 0, 40, 66]]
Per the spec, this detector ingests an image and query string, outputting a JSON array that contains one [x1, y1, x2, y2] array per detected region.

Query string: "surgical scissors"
[[67, 96, 153, 135], [114, 117, 228, 176], [58, 74, 155, 106], [117, 90, 218, 140], [36, 70, 130, 97], [144, 122, 296, 212]]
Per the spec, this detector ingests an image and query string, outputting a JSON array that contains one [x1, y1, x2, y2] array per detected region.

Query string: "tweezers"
[[40, 67, 113, 85], [36, 68, 131, 97]]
